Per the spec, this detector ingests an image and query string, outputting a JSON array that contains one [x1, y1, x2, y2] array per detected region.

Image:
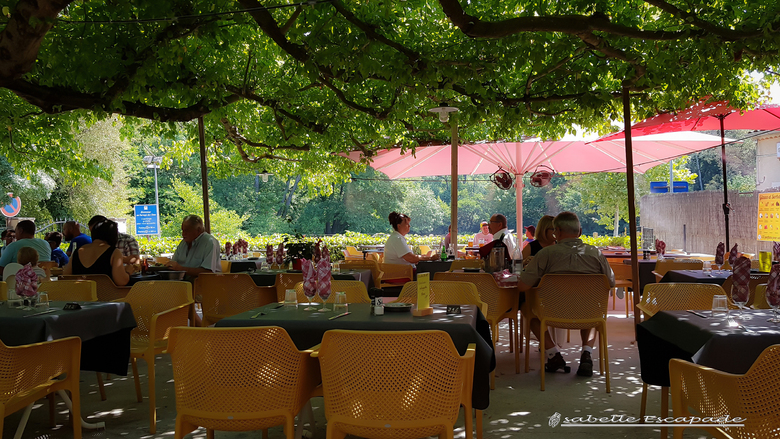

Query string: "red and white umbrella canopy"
[[348, 132, 729, 178]]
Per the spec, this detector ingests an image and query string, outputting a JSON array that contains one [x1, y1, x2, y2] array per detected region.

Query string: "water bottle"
[[512, 244, 523, 274]]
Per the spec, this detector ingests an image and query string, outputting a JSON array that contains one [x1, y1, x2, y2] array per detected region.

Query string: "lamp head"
[[428, 104, 459, 124]]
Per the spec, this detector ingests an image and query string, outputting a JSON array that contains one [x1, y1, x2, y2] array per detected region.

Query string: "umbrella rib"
[[586, 142, 643, 173], [525, 140, 578, 173], [467, 144, 516, 174], [379, 146, 446, 178]]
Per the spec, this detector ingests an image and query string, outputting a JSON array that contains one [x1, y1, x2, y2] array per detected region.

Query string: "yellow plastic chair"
[[721, 274, 768, 307], [168, 327, 320, 439], [275, 272, 304, 302], [652, 259, 704, 282], [118, 281, 194, 434], [195, 273, 277, 326], [293, 280, 371, 304], [435, 271, 520, 386], [0, 337, 82, 439], [38, 280, 98, 302], [418, 244, 432, 255], [670, 344, 780, 439], [343, 246, 363, 260], [528, 274, 611, 392], [449, 259, 485, 271], [610, 263, 634, 317], [0, 280, 6, 301], [393, 281, 489, 316], [378, 263, 414, 288], [338, 260, 383, 288], [220, 260, 232, 273], [314, 330, 475, 439], [38, 261, 58, 277], [636, 282, 730, 434], [59, 274, 131, 301]]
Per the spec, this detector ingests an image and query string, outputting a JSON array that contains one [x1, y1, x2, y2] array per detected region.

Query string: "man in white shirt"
[[488, 214, 517, 256]]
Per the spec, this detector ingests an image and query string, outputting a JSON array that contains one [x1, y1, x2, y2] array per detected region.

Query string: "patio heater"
[[428, 104, 459, 254], [142, 155, 164, 237]]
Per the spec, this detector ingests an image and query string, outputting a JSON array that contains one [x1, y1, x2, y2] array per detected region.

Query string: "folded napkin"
[[322, 245, 331, 263], [316, 256, 331, 300], [302, 259, 317, 299], [766, 263, 780, 307], [731, 256, 751, 304], [266, 244, 274, 265], [314, 240, 321, 264], [275, 243, 285, 266], [15, 264, 39, 298], [774, 242, 780, 262], [728, 244, 740, 267], [225, 241, 232, 255], [655, 239, 666, 256], [714, 242, 725, 265]]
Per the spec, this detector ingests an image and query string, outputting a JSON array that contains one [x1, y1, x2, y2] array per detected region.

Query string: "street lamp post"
[[428, 104, 459, 255], [142, 155, 163, 237]]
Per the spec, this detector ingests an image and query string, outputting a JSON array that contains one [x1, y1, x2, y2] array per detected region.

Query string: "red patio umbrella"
[[601, 100, 780, 248]]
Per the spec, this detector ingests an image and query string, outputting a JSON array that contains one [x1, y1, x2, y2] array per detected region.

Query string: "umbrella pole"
[[451, 116, 459, 252], [622, 86, 641, 330], [719, 116, 730, 249], [516, 143, 523, 245]]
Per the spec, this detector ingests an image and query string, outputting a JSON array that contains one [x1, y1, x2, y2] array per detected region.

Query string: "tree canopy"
[[1, 0, 778, 184]]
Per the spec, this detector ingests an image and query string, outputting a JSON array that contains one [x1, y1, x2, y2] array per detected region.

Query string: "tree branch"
[[220, 117, 310, 163], [224, 84, 328, 134]]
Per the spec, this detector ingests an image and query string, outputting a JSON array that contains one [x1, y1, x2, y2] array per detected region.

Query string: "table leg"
[[57, 390, 105, 430]]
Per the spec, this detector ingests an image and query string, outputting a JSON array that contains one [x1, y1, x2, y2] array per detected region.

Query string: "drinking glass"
[[731, 285, 750, 319], [702, 263, 712, 275], [711, 295, 729, 317], [318, 288, 331, 312], [304, 286, 318, 311], [332, 262, 341, 274], [760, 251, 772, 272], [260, 261, 269, 271], [765, 287, 780, 323], [36, 293, 49, 310], [333, 292, 348, 313], [284, 289, 298, 307]]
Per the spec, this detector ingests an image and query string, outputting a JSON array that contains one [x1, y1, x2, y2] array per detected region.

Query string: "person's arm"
[[122, 237, 141, 265], [168, 260, 211, 277], [111, 249, 132, 286], [401, 252, 440, 264], [522, 243, 532, 260]]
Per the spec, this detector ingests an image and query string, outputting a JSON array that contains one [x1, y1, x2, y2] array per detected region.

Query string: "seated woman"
[[384, 212, 440, 266], [522, 215, 556, 263], [63, 219, 133, 286]]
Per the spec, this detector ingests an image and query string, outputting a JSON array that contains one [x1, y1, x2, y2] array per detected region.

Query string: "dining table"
[[247, 269, 373, 290], [215, 303, 496, 410], [659, 269, 769, 285], [0, 300, 137, 375], [636, 309, 780, 387]]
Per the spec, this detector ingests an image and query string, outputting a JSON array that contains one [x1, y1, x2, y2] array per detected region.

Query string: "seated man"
[[45, 231, 69, 267], [88, 215, 140, 265], [517, 211, 615, 377], [489, 214, 517, 256], [63, 221, 92, 257], [473, 221, 493, 247], [167, 215, 221, 278], [0, 229, 15, 256], [0, 220, 51, 275]]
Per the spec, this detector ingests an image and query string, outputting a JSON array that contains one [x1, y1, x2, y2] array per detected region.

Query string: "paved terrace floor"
[[4, 299, 715, 439]]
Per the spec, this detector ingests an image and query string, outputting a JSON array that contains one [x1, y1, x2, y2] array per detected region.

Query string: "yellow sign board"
[[757, 192, 780, 241], [417, 272, 430, 309]]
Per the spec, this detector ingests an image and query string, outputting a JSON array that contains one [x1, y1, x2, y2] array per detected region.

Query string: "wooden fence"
[[640, 190, 775, 256]]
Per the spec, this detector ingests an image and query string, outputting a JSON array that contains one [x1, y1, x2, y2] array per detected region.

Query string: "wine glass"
[[318, 287, 331, 312], [303, 286, 317, 311], [766, 287, 780, 323], [731, 285, 750, 319]]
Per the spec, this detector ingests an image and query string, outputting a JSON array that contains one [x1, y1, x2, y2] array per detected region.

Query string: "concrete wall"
[[756, 132, 780, 191], [640, 190, 776, 255]]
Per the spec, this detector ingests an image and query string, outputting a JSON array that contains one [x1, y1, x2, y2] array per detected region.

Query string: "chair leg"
[[207, 428, 215, 439], [539, 322, 546, 391], [508, 318, 514, 353], [640, 382, 648, 420], [464, 406, 473, 439], [476, 409, 483, 439], [601, 324, 610, 393], [612, 287, 616, 310], [48, 393, 56, 427], [13, 403, 35, 439], [490, 322, 498, 390], [660, 386, 669, 439], [518, 313, 523, 353], [524, 316, 531, 373], [131, 357, 143, 403], [513, 315, 520, 374], [147, 356, 157, 434], [96, 372, 107, 401]]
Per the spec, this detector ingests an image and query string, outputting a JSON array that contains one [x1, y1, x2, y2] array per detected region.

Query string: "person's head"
[[91, 220, 119, 247], [17, 246, 39, 266], [388, 211, 411, 235], [524, 225, 536, 239], [87, 215, 109, 233], [553, 211, 582, 240], [535, 215, 556, 245], [63, 221, 81, 240], [1, 229, 15, 245], [181, 215, 205, 243], [480, 221, 489, 234], [45, 231, 63, 250], [14, 220, 36, 239], [489, 214, 507, 234]]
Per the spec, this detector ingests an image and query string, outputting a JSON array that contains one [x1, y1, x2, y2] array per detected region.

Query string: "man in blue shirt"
[[0, 220, 52, 275], [63, 221, 92, 257]]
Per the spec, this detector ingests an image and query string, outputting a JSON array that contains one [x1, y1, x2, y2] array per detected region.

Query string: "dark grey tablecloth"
[[0, 301, 137, 375], [622, 259, 657, 293], [216, 303, 495, 410], [636, 309, 780, 387], [659, 269, 731, 285], [416, 260, 452, 279], [248, 269, 372, 290]]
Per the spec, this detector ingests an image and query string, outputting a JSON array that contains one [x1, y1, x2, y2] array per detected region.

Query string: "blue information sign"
[[134, 204, 160, 235]]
